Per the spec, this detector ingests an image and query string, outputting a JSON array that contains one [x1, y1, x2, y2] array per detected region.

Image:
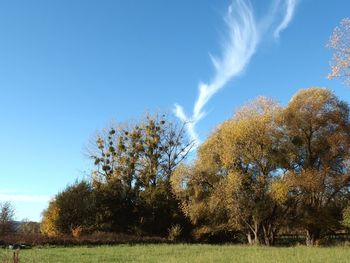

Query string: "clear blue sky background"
[[0, 0, 349, 221]]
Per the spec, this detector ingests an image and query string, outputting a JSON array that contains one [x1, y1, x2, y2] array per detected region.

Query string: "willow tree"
[[172, 130, 229, 241], [172, 97, 288, 245], [281, 88, 350, 246]]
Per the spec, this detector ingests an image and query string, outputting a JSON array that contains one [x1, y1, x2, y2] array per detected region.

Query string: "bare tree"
[[0, 201, 15, 235]]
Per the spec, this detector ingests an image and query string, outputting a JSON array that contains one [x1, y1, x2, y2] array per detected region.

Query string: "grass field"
[[1, 244, 350, 263]]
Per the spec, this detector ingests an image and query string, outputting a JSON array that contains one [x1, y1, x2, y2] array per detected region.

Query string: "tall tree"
[[172, 98, 288, 245], [327, 18, 350, 86], [281, 88, 350, 245], [90, 114, 193, 235]]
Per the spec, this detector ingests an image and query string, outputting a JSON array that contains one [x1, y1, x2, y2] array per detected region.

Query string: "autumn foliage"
[[41, 88, 350, 246], [172, 88, 350, 246]]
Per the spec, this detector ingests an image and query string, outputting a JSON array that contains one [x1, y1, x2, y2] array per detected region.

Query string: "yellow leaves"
[[217, 97, 281, 170], [197, 129, 223, 171], [285, 88, 343, 138], [195, 97, 283, 176], [288, 169, 326, 193], [270, 179, 289, 204], [288, 87, 332, 114], [171, 96, 284, 232], [171, 163, 191, 199], [234, 96, 280, 120], [170, 87, 350, 243], [40, 201, 60, 237], [225, 172, 242, 194], [185, 201, 209, 225]]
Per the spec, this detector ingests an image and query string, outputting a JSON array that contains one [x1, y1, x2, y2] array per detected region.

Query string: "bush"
[[168, 225, 182, 242], [71, 226, 83, 238], [41, 180, 96, 236]]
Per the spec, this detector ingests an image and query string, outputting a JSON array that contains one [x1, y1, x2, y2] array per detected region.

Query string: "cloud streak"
[[274, 0, 298, 39], [174, 0, 299, 147]]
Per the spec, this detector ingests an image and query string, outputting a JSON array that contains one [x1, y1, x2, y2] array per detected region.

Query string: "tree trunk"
[[247, 232, 253, 245], [246, 221, 260, 245], [262, 224, 276, 246], [253, 221, 260, 245], [246, 231, 259, 245], [253, 230, 259, 245], [306, 228, 320, 246]]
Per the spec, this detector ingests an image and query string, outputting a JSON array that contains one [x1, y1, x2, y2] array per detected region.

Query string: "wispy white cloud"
[[0, 193, 50, 203], [174, 0, 299, 146], [274, 0, 298, 39], [174, 104, 200, 147]]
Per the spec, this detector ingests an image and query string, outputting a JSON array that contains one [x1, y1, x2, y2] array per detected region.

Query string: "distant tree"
[[18, 220, 41, 234], [281, 88, 350, 245], [0, 201, 15, 235], [327, 18, 350, 86]]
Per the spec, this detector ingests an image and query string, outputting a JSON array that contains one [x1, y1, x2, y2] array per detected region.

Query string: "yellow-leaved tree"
[[172, 97, 290, 245], [40, 201, 60, 237], [281, 88, 350, 246]]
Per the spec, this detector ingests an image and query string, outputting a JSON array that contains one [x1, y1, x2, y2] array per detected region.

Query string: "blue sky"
[[0, 0, 349, 221]]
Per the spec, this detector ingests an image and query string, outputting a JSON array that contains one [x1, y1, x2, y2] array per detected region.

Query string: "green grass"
[[1, 244, 350, 263]]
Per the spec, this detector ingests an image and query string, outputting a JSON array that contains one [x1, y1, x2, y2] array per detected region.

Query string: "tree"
[[41, 200, 60, 237], [55, 180, 96, 235], [41, 181, 96, 236], [172, 97, 288, 245], [218, 97, 286, 245], [281, 88, 350, 245], [0, 202, 15, 236], [327, 18, 350, 86], [89, 113, 193, 235], [19, 220, 41, 234]]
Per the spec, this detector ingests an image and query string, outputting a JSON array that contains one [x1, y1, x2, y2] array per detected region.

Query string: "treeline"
[[41, 88, 350, 246]]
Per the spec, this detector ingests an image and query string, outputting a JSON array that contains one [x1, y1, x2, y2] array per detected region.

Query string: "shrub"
[[71, 226, 83, 238], [168, 225, 182, 242]]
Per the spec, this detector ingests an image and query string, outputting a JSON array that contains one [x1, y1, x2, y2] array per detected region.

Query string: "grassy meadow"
[[1, 244, 350, 263]]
